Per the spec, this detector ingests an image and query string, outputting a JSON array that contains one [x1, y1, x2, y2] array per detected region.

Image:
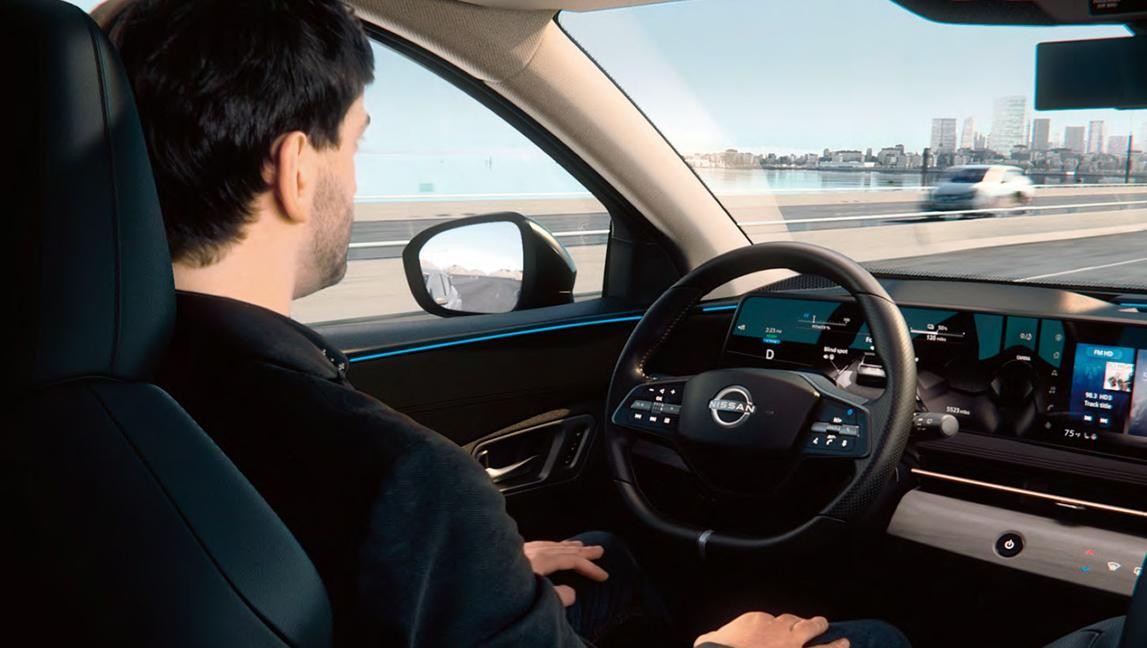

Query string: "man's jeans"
[[556, 531, 910, 647]]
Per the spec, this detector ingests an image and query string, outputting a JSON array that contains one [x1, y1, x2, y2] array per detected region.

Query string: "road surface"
[[869, 230, 1147, 289]]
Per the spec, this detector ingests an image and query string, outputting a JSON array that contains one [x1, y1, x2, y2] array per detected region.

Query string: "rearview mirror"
[[402, 212, 577, 317], [1035, 36, 1147, 110]]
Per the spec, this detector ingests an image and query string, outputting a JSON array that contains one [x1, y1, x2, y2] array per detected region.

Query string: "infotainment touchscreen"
[[1132, 351, 1147, 437], [725, 295, 1147, 460], [1068, 344, 1138, 435]]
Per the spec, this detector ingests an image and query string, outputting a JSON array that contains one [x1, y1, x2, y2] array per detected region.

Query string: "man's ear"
[[266, 131, 315, 225]]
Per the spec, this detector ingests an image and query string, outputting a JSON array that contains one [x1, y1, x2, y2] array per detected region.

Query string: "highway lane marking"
[[1018, 256, 1147, 282]]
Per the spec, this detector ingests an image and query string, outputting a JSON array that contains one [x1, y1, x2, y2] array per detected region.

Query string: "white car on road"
[[923, 164, 1035, 214]]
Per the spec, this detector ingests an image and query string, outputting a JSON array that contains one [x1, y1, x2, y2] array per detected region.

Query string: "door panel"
[[318, 305, 735, 538]]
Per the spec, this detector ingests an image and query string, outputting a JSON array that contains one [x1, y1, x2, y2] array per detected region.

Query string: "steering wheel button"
[[811, 422, 831, 433], [840, 425, 860, 436], [631, 400, 652, 411], [651, 402, 665, 414], [664, 404, 682, 415]]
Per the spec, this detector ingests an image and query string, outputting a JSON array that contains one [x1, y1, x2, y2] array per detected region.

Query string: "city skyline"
[[688, 102, 1145, 160]]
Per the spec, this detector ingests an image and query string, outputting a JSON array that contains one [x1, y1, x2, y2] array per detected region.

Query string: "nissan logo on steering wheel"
[[708, 386, 756, 427]]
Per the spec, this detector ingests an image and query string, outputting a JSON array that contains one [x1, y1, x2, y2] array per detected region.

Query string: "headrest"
[[5, 0, 175, 387]]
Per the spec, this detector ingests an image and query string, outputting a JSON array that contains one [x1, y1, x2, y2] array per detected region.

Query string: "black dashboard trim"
[[910, 468, 1147, 520], [916, 433, 1147, 486]]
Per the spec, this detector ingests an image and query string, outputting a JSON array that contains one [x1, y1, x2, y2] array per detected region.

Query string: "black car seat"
[[2, 1, 332, 644]]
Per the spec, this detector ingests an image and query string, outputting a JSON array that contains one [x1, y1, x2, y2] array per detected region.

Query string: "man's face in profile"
[[303, 95, 369, 297]]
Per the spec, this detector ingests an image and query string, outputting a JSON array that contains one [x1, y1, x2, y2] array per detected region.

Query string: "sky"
[[561, 0, 1146, 155], [68, 0, 1147, 191]]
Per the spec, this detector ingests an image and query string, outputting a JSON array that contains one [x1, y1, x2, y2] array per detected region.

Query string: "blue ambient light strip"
[[349, 303, 740, 362], [349, 315, 642, 362]]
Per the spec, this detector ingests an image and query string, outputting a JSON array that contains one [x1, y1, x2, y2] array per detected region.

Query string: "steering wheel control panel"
[[725, 294, 1147, 462], [615, 381, 686, 432], [803, 398, 869, 458]]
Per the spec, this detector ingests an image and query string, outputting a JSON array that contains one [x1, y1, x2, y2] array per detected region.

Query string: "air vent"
[[1113, 294, 1147, 312]]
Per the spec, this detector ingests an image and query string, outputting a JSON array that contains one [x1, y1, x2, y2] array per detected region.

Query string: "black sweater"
[[157, 292, 585, 647]]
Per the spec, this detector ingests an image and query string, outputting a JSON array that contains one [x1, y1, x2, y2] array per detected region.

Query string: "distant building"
[[877, 145, 906, 168], [1087, 120, 1106, 154], [1108, 135, 1130, 156], [974, 133, 987, 150], [1030, 118, 1051, 151], [830, 150, 864, 164], [930, 118, 957, 153], [988, 96, 1027, 152], [960, 117, 977, 150], [1064, 126, 1086, 153]]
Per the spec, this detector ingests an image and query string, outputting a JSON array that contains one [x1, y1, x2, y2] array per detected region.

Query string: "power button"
[[995, 532, 1024, 558]]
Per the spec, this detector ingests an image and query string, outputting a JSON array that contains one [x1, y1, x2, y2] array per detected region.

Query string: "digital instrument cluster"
[[725, 295, 1147, 461]]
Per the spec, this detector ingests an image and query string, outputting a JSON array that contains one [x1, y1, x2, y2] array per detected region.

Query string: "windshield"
[[943, 168, 988, 183], [562, 1, 1147, 291]]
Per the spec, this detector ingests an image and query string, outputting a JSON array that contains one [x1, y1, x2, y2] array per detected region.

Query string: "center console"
[[718, 287, 1147, 595]]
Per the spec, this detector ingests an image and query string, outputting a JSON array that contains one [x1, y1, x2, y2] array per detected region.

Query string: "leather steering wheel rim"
[[604, 241, 917, 555]]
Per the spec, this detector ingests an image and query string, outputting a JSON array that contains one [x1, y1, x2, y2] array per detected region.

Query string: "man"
[[97, 1, 904, 646]]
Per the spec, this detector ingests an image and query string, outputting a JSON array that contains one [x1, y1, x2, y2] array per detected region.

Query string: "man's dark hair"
[[105, 0, 374, 265]]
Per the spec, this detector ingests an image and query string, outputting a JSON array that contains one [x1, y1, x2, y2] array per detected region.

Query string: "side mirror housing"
[[402, 212, 578, 317]]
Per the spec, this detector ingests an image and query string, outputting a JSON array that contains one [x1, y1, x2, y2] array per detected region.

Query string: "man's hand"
[[694, 612, 849, 648], [523, 539, 609, 608]]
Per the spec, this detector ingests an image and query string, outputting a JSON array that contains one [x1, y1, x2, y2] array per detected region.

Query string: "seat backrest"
[[1119, 554, 1146, 648], [2, 2, 332, 644]]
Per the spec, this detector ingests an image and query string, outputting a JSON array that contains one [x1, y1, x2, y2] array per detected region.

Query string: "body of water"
[[354, 153, 1139, 203]]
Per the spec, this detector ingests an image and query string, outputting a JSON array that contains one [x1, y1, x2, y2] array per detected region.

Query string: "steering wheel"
[[604, 242, 917, 555]]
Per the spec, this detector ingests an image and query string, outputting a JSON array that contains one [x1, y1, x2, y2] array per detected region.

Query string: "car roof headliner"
[[457, 0, 672, 11], [892, 0, 1146, 28], [460, 0, 1147, 27]]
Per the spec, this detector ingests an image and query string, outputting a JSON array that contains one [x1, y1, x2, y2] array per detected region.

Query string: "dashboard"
[[725, 292, 1147, 462]]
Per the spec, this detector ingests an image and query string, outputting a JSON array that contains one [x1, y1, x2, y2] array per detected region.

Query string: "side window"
[[292, 40, 610, 324]]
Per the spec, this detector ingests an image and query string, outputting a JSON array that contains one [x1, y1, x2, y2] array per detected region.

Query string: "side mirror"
[[402, 212, 577, 317]]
